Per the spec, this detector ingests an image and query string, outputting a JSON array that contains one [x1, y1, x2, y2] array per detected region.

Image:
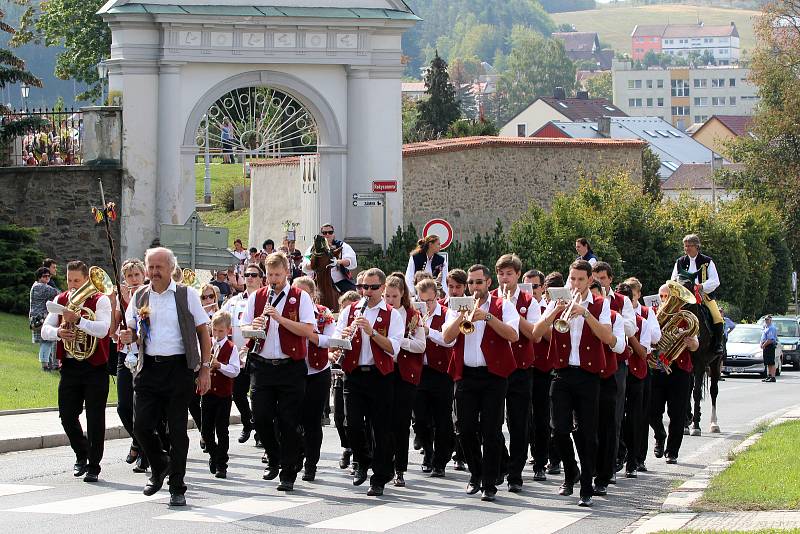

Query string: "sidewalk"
[[0, 405, 241, 454]]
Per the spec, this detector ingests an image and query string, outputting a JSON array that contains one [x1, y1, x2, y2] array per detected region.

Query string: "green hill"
[[552, 3, 760, 57]]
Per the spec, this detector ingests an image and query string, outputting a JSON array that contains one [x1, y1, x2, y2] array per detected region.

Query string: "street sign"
[[352, 193, 383, 200], [353, 199, 384, 207], [159, 212, 238, 270], [423, 218, 454, 250], [372, 180, 398, 193]]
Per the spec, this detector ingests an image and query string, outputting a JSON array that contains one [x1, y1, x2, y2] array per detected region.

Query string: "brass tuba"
[[648, 280, 700, 373], [62, 266, 114, 360]]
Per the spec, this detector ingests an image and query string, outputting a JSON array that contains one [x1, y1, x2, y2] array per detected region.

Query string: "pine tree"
[[0, 8, 43, 145], [417, 52, 461, 138]]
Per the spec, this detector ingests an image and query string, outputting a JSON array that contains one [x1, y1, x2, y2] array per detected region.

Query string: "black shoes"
[[125, 448, 138, 464], [238, 428, 252, 444], [508, 482, 523, 493], [215, 469, 227, 479], [413, 436, 422, 451], [546, 462, 562, 475], [353, 469, 368, 486], [430, 468, 445, 478], [73, 460, 89, 478], [625, 470, 638, 478], [277, 481, 294, 492], [209, 458, 217, 474], [339, 449, 352, 469], [261, 452, 269, 464], [200, 439, 206, 452], [302, 467, 316, 482], [593, 484, 608, 496], [169, 494, 186, 507], [764, 376, 776, 383], [481, 490, 497, 502], [654, 439, 665, 458], [367, 485, 384, 496], [615, 459, 624, 473], [132, 456, 149, 474], [532, 469, 547, 481], [263, 465, 279, 481], [559, 470, 581, 496], [609, 473, 617, 485], [637, 462, 648, 473], [466, 481, 480, 495], [143, 463, 171, 496], [578, 496, 593, 507], [666, 456, 678, 464], [393, 473, 405, 487], [83, 472, 99, 483], [453, 460, 466, 471]]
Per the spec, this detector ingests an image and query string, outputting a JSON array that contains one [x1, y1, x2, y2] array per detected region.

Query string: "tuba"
[[62, 266, 114, 360], [648, 280, 700, 373]]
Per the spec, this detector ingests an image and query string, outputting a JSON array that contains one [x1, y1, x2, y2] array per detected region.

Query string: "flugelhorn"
[[459, 294, 480, 335], [554, 290, 580, 334]]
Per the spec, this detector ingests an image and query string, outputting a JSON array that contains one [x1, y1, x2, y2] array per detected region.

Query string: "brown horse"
[[310, 234, 340, 312]]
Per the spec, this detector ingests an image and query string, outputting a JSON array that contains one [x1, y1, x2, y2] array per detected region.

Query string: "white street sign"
[[353, 199, 384, 207], [352, 193, 383, 200]]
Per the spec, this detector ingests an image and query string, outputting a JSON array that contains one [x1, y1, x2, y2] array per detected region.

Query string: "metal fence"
[[1, 108, 83, 167]]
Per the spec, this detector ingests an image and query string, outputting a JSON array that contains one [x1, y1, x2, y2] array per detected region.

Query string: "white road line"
[[631, 512, 696, 534], [307, 502, 452, 532], [466, 509, 590, 534], [4, 490, 166, 514], [156, 495, 319, 523], [0, 484, 52, 497]]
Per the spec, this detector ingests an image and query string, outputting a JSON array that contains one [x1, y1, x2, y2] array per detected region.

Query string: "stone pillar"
[[80, 106, 123, 166], [317, 145, 347, 238], [156, 62, 186, 226]]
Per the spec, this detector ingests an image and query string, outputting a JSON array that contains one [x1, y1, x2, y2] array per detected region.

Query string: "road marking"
[[5, 490, 166, 514], [632, 512, 696, 533], [466, 509, 590, 534], [0, 484, 52, 497], [156, 495, 319, 523], [307, 502, 452, 532]]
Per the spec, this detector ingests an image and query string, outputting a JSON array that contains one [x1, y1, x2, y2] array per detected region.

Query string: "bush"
[[0, 224, 45, 315], [216, 182, 235, 212]]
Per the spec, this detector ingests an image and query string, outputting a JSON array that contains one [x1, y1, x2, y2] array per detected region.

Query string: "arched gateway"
[[100, 0, 418, 258]]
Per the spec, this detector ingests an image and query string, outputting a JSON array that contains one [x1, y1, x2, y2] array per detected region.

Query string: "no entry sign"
[[423, 218, 454, 250]]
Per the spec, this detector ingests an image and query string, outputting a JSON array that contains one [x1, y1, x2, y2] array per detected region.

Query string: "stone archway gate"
[[100, 0, 418, 259]]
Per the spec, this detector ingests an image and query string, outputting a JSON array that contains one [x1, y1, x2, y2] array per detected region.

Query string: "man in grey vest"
[[120, 247, 212, 507]]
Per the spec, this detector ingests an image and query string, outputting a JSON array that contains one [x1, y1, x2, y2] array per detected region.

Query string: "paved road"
[[1, 372, 798, 534]]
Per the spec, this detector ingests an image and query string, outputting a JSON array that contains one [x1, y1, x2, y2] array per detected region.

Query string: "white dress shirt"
[[637, 319, 653, 354], [302, 241, 357, 284], [423, 302, 456, 364], [671, 255, 720, 295], [634, 302, 662, 347], [221, 291, 250, 349], [211, 337, 241, 378], [544, 293, 611, 366], [396, 306, 427, 354], [307, 311, 337, 376], [116, 296, 139, 355], [41, 294, 112, 352], [242, 284, 315, 359], [123, 281, 209, 356], [609, 310, 627, 355], [606, 291, 637, 337], [333, 300, 404, 365], [507, 286, 542, 325], [444, 298, 520, 368]]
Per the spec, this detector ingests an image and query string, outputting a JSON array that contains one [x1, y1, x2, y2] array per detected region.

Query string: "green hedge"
[[0, 224, 45, 315]]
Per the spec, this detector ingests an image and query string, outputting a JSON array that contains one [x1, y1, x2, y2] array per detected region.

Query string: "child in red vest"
[[201, 310, 241, 479]]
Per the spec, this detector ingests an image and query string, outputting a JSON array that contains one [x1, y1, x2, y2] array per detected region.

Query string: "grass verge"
[[0, 312, 118, 410], [695, 420, 800, 511], [194, 161, 251, 246]]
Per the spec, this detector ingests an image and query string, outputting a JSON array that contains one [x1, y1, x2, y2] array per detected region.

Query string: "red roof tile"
[[711, 115, 753, 137]]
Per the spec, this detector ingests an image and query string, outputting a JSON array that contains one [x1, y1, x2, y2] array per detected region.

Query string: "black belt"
[[249, 353, 292, 365], [144, 353, 184, 363], [356, 365, 376, 372]]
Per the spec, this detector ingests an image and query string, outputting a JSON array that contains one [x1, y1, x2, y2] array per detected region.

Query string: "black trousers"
[[133, 355, 194, 495], [595, 374, 619, 485], [637, 370, 652, 465], [612, 362, 627, 469], [116, 353, 138, 449], [250, 357, 307, 482], [413, 367, 454, 470], [201, 394, 232, 470], [391, 371, 418, 474], [301, 368, 332, 470], [529, 368, 553, 471], [233, 365, 253, 432], [58, 359, 110, 475], [344, 367, 394, 487], [334, 279, 358, 294], [650, 368, 692, 458], [189, 390, 202, 435], [620, 374, 644, 471], [454, 367, 508, 493], [550, 367, 600, 499], [500, 368, 532, 485], [332, 368, 349, 448]]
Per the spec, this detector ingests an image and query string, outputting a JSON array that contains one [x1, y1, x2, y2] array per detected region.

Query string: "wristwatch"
[[370, 330, 378, 338], [583, 309, 590, 318], [485, 313, 494, 322], [201, 361, 212, 369]]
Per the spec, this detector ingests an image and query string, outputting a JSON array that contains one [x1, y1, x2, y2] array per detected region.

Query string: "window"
[[704, 38, 713, 44], [719, 49, 728, 55], [694, 115, 708, 123], [657, 79, 664, 88], [603, 105, 617, 112], [516, 124, 526, 137], [656, 130, 671, 137], [712, 96, 726, 106], [669, 131, 682, 138], [671, 79, 690, 97], [647, 98, 653, 107], [729, 96, 736, 105], [647, 80, 653, 89], [657, 97, 664, 107], [729, 78, 736, 87], [694, 97, 708, 106], [628, 98, 643, 107], [664, 39, 673, 44], [634, 80, 642, 89], [671, 106, 689, 116], [558, 102, 568, 108], [694, 79, 707, 88], [663, 161, 679, 171], [628, 80, 634, 89], [644, 130, 659, 138], [712, 78, 725, 88]]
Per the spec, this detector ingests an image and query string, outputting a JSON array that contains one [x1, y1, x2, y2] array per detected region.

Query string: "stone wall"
[[0, 166, 123, 273], [402, 138, 644, 240]]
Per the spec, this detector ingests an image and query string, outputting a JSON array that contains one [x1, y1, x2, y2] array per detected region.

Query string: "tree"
[[641, 146, 663, 202], [446, 117, 499, 138], [402, 97, 434, 143], [417, 52, 461, 138], [584, 71, 612, 100], [12, 0, 110, 102], [449, 57, 483, 119]]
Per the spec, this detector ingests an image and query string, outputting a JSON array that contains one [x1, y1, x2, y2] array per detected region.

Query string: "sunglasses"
[[243, 272, 261, 278], [467, 279, 486, 285], [321, 230, 334, 235], [202, 294, 216, 300], [358, 284, 382, 291], [530, 283, 541, 289]]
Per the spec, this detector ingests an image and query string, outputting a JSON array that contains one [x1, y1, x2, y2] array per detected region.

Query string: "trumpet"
[[554, 290, 581, 334], [459, 295, 481, 335]]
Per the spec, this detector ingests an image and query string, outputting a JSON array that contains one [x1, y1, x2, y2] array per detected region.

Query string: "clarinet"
[[347, 298, 370, 341], [252, 284, 276, 353]]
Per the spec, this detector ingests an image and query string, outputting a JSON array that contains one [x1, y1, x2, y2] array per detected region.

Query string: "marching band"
[[39, 233, 715, 508]]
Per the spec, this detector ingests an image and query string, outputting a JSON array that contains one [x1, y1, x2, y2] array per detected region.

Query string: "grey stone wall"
[[0, 166, 123, 273], [402, 144, 643, 240]]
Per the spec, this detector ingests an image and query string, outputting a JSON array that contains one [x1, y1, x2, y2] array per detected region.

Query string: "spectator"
[[231, 239, 248, 264], [226, 266, 244, 294], [760, 315, 778, 383], [720, 307, 736, 337], [261, 239, 275, 255], [42, 258, 59, 289], [210, 270, 232, 305], [29, 267, 60, 371], [221, 119, 235, 164], [248, 247, 260, 264]]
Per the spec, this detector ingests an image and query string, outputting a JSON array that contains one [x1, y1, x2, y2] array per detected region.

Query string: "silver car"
[[723, 324, 783, 377]]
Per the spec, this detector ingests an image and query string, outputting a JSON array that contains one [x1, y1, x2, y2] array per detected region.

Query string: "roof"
[[551, 32, 599, 53], [662, 162, 744, 190], [565, 49, 614, 70], [538, 117, 714, 178], [631, 24, 667, 38], [663, 23, 739, 39], [709, 115, 753, 137], [401, 82, 426, 93], [537, 97, 627, 122]]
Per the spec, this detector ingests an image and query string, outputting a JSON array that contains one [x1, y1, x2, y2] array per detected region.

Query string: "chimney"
[[553, 86, 566, 100], [576, 90, 589, 100], [597, 116, 611, 138]]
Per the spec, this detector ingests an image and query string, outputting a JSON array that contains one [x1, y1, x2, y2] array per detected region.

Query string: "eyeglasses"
[[467, 280, 486, 285], [202, 294, 216, 300], [321, 230, 334, 236], [531, 284, 541, 289], [243, 272, 261, 278], [358, 284, 382, 291]]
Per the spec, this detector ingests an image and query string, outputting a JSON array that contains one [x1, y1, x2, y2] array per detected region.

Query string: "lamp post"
[[97, 60, 109, 105], [204, 114, 212, 204], [20, 83, 30, 111]]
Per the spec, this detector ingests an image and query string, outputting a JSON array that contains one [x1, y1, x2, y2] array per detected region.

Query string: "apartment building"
[[612, 60, 758, 130], [631, 22, 740, 64]]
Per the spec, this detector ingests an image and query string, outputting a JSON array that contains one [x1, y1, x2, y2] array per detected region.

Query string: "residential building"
[[530, 116, 714, 178], [499, 88, 627, 138], [401, 82, 426, 101], [552, 31, 614, 70], [690, 115, 753, 156], [612, 60, 758, 130], [661, 162, 741, 202], [631, 22, 740, 64]]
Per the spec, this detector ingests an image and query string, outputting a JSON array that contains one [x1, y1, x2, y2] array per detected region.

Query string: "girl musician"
[[405, 235, 448, 297], [384, 274, 426, 487], [575, 237, 598, 266]]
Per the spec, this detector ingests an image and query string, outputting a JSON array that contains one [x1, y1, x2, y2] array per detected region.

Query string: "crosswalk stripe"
[[0, 484, 52, 497], [307, 502, 452, 532], [4, 490, 166, 514], [155, 495, 320, 523], [466, 509, 591, 534]]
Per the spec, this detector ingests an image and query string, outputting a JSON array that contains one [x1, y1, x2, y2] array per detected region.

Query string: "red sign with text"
[[372, 180, 398, 193]]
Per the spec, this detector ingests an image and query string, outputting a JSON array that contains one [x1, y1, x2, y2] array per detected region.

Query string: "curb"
[[0, 404, 119, 417]]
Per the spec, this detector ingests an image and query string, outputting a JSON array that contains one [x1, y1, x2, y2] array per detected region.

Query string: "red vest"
[[449, 296, 516, 380], [532, 302, 552, 372], [628, 314, 648, 379], [548, 293, 606, 374], [341, 303, 395, 375], [424, 306, 452, 374], [208, 339, 235, 397], [675, 349, 693, 373], [640, 305, 651, 320], [397, 307, 424, 385], [610, 292, 626, 313], [246, 286, 307, 360], [307, 304, 333, 370], [491, 289, 535, 370], [54, 291, 110, 367]]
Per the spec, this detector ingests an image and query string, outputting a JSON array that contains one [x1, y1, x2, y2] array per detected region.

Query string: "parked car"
[[757, 315, 800, 369], [723, 324, 782, 377]]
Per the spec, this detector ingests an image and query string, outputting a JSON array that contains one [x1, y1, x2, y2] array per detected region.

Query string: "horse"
[[309, 234, 340, 312], [684, 298, 721, 436]]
